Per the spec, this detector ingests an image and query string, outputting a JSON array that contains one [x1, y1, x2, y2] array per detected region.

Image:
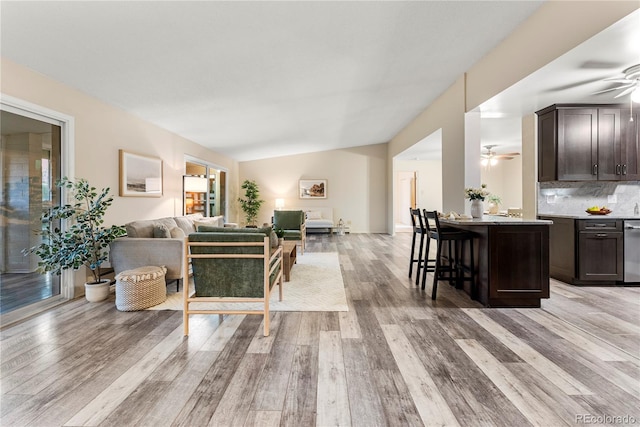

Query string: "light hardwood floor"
[[1, 233, 639, 427]]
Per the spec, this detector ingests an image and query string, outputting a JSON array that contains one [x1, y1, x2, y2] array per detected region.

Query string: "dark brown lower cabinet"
[[541, 216, 624, 284], [577, 224, 623, 281]]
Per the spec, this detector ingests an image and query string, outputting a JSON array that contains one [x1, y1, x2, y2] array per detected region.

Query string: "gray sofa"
[[109, 213, 231, 287]]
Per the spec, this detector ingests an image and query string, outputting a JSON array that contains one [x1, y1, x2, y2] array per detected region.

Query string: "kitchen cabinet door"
[[557, 108, 598, 181], [621, 108, 640, 180], [537, 110, 557, 182], [577, 231, 623, 281], [596, 108, 622, 180]]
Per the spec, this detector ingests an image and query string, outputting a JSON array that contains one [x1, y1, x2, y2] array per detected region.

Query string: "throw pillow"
[[306, 211, 322, 220], [194, 217, 222, 230], [270, 230, 278, 248], [169, 226, 186, 239], [153, 224, 171, 238]]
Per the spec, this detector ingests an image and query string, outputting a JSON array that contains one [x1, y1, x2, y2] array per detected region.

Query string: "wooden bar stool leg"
[[431, 239, 443, 299], [409, 229, 417, 278], [415, 232, 425, 286], [421, 236, 432, 290]]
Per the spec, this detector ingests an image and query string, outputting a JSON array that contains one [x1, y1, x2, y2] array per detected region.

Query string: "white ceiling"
[[1, 1, 545, 162], [396, 8, 640, 162]]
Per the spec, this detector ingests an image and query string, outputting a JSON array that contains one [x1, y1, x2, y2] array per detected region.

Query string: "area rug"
[[147, 252, 348, 312]]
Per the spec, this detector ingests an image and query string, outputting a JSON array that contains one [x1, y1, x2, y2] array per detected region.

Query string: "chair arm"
[[109, 237, 184, 280]]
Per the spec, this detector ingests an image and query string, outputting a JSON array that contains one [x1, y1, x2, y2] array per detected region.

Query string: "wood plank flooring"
[[1, 233, 639, 426]]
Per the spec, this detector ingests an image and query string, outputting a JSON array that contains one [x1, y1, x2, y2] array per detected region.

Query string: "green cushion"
[[273, 210, 304, 230], [197, 225, 272, 235], [283, 230, 301, 239], [188, 232, 279, 298]]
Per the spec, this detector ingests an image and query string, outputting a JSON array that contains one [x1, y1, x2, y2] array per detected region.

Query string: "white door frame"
[[1, 94, 75, 324]]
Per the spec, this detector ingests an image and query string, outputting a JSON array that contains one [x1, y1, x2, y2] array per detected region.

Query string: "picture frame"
[[299, 179, 327, 199], [119, 150, 163, 197]]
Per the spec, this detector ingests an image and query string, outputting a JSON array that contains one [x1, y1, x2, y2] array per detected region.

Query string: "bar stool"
[[408, 208, 428, 286], [422, 210, 475, 300]]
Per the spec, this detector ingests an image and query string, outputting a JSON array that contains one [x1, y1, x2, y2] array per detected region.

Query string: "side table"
[[282, 241, 297, 282]]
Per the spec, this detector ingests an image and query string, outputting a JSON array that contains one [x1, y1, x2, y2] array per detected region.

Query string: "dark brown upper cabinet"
[[536, 104, 637, 182]]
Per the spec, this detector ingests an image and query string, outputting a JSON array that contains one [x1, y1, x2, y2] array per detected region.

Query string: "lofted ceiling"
[[1, 1, 544, 162], [396, 8, 640, 162]]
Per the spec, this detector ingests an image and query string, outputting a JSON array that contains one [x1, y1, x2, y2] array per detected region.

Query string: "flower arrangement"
[[464, 184, 490, 201]]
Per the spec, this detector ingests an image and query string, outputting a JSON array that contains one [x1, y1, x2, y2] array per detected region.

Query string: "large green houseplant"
[[237, 179, 264, 227], [24, 177, 126, 302]]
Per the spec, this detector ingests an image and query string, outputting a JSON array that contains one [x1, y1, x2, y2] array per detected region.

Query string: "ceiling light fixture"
[[631, 86, 640, 104]]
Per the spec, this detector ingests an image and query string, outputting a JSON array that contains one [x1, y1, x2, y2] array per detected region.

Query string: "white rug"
[[147, 252, 348, 312]]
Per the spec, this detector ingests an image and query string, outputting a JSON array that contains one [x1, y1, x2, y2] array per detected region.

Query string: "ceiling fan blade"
[[592, 83, 635, 95], [603, 78, 632, 83], [494, 155, 518, 159], [578, 60, 626, 70], [613, 86, 637, 98]]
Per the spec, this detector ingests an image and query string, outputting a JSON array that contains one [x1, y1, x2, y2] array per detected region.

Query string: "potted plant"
[[237, 179, 264, 227], [487, 194, 501, 214], [24, 177, 126, 302], [274, 226, 285, 245]]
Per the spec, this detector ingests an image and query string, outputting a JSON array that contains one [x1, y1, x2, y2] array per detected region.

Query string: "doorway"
[[395, 171, 416, 233], [184, 159, 227, 219]]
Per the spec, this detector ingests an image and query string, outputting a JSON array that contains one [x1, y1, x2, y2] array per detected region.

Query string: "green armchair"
[[182, 227, 283, 337], [273, 210, 306, 254]]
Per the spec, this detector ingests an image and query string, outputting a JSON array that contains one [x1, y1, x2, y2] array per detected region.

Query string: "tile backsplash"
[[538, 181, 640, 216]]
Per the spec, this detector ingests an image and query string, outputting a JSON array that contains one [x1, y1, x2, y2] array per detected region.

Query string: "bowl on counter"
[[585, 209, 612, 215]]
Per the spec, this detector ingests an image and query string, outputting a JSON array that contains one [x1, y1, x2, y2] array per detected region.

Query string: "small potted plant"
[[274, 226, 285, 245], [238, 179, 264, 227], [24, 177, 126, 302], [487, 194, 501, 214]]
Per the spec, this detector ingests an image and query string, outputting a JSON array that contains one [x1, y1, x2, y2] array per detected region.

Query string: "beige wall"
[[1, 58, 240, 294], [481, 157, 523, 211], [1, 58, 240, 226], [239, 143, 387, 233]]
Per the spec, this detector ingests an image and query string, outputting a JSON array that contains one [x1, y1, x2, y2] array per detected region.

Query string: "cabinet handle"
[[616, 164, 621, 175], [592, 164, 598, 175], [622, 164, 627, 175], [595, 234, 608, 238], [592, 224, 607, 228]]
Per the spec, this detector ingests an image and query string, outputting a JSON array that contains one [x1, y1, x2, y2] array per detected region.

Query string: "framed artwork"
[[119, 150, 163, 197], [299, 179, 327, 199]]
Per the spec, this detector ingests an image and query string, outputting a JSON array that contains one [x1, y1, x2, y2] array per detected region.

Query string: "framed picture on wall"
[[299, 179, 327, 199], [119, 150, 163, 197]]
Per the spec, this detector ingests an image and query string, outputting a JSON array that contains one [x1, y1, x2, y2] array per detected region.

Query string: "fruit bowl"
[[585, 209, 612, 215]]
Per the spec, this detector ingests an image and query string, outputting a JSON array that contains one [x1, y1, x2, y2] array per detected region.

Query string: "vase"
[[488, 202, 499, 214], [470, 199, 483, 218]]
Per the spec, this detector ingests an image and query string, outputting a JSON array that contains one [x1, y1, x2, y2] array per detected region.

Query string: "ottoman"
[[115, 265, 167, 311]]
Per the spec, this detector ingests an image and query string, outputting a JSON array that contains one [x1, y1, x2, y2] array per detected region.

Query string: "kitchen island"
[[439, 215, 552, 307]]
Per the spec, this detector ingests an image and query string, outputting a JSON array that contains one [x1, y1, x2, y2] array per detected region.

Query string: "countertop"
[[537, 213, 640, 220], [440, 215, 552, 226]]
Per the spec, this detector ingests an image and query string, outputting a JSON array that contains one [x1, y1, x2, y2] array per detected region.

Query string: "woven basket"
[[115, 266, 167, 311]]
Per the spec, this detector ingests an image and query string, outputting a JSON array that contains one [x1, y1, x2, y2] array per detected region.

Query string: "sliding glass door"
[[0, 110, 62, 315]]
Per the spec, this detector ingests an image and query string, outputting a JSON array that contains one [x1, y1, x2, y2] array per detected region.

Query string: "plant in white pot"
[[487, 194, 502, 214], [24, 177, 126, 302]]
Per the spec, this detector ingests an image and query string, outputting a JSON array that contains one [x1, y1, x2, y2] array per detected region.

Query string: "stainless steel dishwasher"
[[624, 220, 640, 283]]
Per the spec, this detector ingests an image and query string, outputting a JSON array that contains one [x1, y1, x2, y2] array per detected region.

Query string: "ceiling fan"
[[592, 63, 640, 102], [481, 145, 520, 167]]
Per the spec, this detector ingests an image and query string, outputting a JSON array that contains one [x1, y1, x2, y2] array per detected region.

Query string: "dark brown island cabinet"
[[539, 216, 624, 285], [439, 217, 551, 308], [537, 104, 640, 182]]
